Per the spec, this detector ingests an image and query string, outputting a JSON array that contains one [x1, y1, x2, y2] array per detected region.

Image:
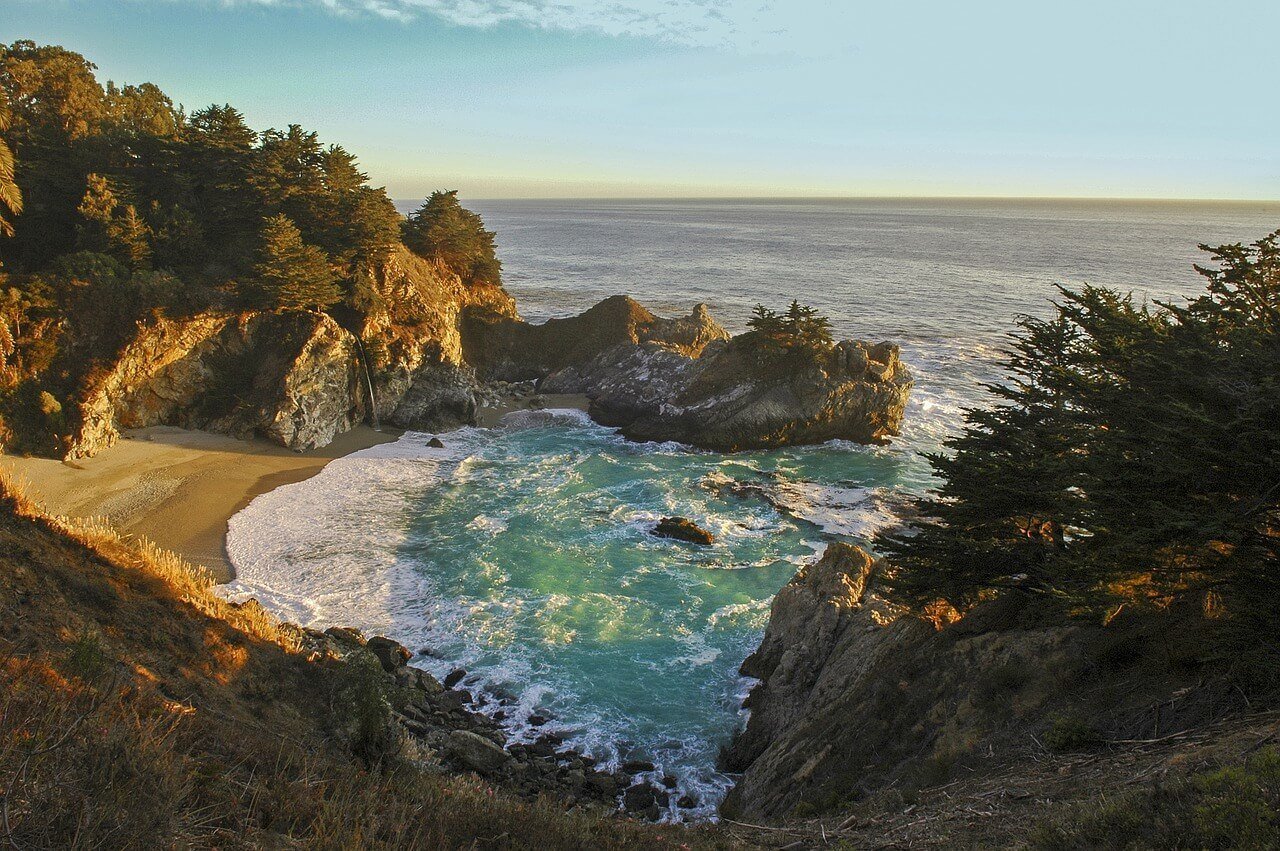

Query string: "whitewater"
[[223, 198, 1279, 819]]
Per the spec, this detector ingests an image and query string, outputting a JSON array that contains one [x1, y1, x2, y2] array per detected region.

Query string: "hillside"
[[0, 474, 739, 849]]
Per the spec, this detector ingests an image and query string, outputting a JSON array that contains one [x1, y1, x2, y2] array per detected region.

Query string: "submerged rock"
[[652, 517, 716, 545]]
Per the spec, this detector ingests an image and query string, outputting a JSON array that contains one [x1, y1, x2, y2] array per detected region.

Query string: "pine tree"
[[252, 214, 339, 311], [75, 174, 150, 266], [0, 88, 20, 239], [402, 190, 501, 285], [879, 232, 1280, 630]]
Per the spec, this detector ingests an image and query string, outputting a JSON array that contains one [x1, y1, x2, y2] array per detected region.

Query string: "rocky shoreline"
[[53, 248, 912, 461], [282, 616, 695, 821], [38, 257, 920, 822]]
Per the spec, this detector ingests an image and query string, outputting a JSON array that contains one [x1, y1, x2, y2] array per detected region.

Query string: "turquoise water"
[[226, 414, 907, 815], [229, 199, 1280, 819]]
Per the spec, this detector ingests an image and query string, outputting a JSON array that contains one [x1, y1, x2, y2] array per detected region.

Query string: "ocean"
[[224, 199, 1280, 818]]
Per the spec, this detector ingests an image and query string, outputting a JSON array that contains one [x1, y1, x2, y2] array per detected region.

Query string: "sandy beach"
[[0, 394, 591, 584], [0, 425, 399, 583]]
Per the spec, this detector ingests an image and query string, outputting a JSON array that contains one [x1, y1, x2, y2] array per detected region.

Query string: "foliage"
[[0, 86, 21, 239], [1032, 747, 1280, 849], [0, 39, 510, 452], [251, 214, 340, 311], [746, 300, 834, 355], [879, 232, 1280, 652], [0, 39, 416, 297], [402, 189, 501, 285]]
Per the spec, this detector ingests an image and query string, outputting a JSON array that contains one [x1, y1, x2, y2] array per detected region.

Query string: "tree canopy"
[[746, 300, 834, 354], [878, 232, 1280, 651], [402, 190, 501, 286]]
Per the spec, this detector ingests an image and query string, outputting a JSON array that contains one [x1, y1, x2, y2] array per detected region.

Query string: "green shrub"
[[1043, 716, 1102, 752], [1032, 747, 1280, 849], [64, 627, 107, 681], [329, 651, 395, 766]]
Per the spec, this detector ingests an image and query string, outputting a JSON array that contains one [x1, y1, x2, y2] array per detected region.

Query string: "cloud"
[[195, 0, 780, 46]]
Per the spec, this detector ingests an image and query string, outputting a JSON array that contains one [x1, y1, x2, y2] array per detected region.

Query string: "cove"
[[223, 411, 907, 818]]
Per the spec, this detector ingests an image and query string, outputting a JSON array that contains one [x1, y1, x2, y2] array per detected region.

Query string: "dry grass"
[[0, 472, 737, 849]]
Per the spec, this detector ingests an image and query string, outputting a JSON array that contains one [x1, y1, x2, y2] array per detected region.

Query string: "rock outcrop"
[[461, 295, 728, 382], [542, 335, 912, 451], [721, 544, 1228, 821], [65, 246, 517, 458], [70, 311, 364, 458], [652, 516, 716, 545], [61, 264, 909, 460]]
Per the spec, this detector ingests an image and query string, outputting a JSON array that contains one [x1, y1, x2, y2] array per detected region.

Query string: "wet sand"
[[0, 393, 592, 584], [0, 425, 399, 583]]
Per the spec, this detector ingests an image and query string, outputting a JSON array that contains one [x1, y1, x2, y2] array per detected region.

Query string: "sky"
[[2, 0, 1278, 199]]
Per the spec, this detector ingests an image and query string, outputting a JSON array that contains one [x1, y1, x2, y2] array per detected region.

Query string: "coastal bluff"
[[54, 271, 910, 459]]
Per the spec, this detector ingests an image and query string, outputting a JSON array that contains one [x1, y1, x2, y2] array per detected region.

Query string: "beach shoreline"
[[0, 424, 401, 583], [0, 394, 592, 584]]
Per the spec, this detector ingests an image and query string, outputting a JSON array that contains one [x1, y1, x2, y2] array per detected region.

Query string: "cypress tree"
[[251, 213, 339, 311]]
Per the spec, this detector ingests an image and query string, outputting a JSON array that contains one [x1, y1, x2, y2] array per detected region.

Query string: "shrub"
[[1043, 716, 1102, 752], [1032, 747, 1280, 849]]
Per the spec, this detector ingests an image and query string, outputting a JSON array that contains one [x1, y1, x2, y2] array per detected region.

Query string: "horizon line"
[[393, 194, 1280, 205]]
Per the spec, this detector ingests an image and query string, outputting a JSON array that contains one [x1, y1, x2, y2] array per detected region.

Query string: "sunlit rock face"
[[460, 294, 729, 382], [69, 311, 363, 457], [64, 246, 517, 458], [543, 334, 913, 451]]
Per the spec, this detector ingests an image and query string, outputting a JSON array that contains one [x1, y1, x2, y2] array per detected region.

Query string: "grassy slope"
[[0, 476, 737, 849]]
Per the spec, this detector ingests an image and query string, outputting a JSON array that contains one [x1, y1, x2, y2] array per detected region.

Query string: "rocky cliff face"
[[542, 335, 912, 451], [65, 246, 518, 458], [70, 311, 364, 458], [721, 544, 1227, 821], [461, 295, 728, 382], [63, 264, 908, 459]]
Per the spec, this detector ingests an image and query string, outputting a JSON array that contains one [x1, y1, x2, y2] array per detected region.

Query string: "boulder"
[[366, 636, 411, 672], [446, 729, 511, 775], [323, 626, 367, 647], [622, 783, 670, 819], [652, 517, 715, 545]]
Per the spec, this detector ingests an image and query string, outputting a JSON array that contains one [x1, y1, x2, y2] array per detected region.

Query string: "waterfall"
[[353, 336, 381, 431]]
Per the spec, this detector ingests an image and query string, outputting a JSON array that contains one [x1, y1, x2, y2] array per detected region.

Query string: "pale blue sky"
[[3, 0, 1277, 199]]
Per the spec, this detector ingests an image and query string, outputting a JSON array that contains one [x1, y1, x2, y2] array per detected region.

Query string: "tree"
[[746, 301, 834, 354], [75, 173, 150, 266], [251, 214, 339, 311], [183, 104, 260, 253], [879, 232, 1280, 639], [0, 87, 20, 239], [402, 190, 501, 285]]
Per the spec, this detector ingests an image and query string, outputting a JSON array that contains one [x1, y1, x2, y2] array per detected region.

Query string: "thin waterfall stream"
[[353, 336, 381, 431]]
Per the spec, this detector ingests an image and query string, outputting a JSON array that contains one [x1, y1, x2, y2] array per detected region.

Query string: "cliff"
[[54, 268, 910, 460], [721, 543, 1253, 823], [543, 335, 912, 450], [461, 295, 728, 382], [63, 246, 517, 458]]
